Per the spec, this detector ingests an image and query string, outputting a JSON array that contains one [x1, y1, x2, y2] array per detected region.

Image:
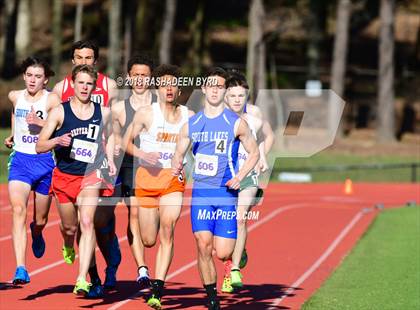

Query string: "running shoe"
[[147, 294, 162, 309], [230, 269, 243, 288], [30, 222, 45, 258], [73, 279, 91, 296], [62, 245, 75, 264], [136, 266, 151, 288], [104, 236, 121, 289], [104, 265, 117, 289], [239, 248, 248, 269], [12, 266, 30, 285], [85, 276, 103, 298], [221, 276, 233, 293], [207, 299, 221, 310]]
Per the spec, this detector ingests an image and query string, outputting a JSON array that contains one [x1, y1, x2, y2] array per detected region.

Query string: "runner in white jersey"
[[223, 71, 274, 291], [123, 65, 194, 309], [4, 56, 60, 285]]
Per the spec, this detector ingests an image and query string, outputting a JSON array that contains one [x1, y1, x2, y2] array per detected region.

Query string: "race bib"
[[90, 94, 104, 105], [238, 151, 247, 169], [195, 153, 218, 176], [71, 139, 98, 163]]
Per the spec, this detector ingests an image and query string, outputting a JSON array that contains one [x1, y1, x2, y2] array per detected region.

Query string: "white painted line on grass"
[[268, 210, 365, 308]]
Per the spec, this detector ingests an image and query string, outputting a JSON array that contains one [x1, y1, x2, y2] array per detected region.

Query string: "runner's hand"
[[4, 135, 13, 148], [258, 156, 268, 174], [56, 133, 72, 147], [26, 106, 41, 126], [108, 159, 117, 176], [171, 159, 183, 176], [114, 144, 121, 157], [139, 151, 160, 166], [226, 176, 241, 190]]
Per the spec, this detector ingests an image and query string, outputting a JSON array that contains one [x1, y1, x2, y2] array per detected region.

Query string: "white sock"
[[138, 266, 149, 278]]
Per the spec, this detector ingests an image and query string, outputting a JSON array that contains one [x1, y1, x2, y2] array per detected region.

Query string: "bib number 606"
[[198, 162, 214, 171]]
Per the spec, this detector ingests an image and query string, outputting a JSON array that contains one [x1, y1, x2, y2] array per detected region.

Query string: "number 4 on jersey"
[[214, 139, 227, 154]]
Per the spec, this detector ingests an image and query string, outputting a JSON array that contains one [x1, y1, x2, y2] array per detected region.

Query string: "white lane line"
[[268, 210, 365, 308], [107, 203, 310, 310], [0, 219, 62, 242], [6, 208, 192, 282]]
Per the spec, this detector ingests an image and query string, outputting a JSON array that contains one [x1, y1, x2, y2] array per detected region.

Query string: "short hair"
[[225, 70, 249, 89], [20, 56, 55, 78], [153, 64, 181, 79], [127, 53, 155, 73], [71, 64, 98, 85], [71, 40, 99, 61], [204, 67, 229, 80]]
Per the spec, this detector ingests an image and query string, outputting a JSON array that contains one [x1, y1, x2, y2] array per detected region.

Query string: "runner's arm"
[[232, 118, 260, 183], [52, 80, 64, 98], [111, 100, 124, 155], [172, 122, 191, 176], [4, 91, 17, 148], [123, 108, 145, 158], [26, 93, 62, 128], [36, 106, 68, 153], [102, 106, 116, 175]]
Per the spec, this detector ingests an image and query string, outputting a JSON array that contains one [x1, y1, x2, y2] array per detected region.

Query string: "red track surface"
[[0, 183, 418, 309]]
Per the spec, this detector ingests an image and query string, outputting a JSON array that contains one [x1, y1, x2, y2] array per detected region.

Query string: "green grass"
[[272, 153, 420, 182], [302, 206, 420, 310], [0, 126, 418, 183], [0, 128, 11, 183]]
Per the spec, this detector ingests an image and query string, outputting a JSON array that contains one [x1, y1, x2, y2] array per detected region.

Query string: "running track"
[[0, 183, 418, 309]]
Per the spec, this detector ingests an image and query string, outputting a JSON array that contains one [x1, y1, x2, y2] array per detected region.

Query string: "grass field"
[[302, 206, 420, 310], [1, 128, 419, 183], [272, 154, 419, 182]]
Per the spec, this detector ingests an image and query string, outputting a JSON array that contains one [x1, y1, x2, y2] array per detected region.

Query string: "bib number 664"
[[75, 148, 92, 157]]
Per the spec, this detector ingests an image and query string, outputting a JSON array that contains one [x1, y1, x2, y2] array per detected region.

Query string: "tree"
[[52, 0, 63, 82], [1, 0, 19, 78], [123, 0, 137, 72], [330, 0, 351, 137], [108, 0, 122, 78], [16, 0, 30, 61], [74, 0, 84, 42], [377, 0, 395, 142], [159, 0, 177, 64], [187, 0, 205, 75], [247, 0, 266, 101]]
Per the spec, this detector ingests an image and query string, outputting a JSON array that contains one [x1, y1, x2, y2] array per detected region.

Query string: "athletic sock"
[[204, 283, 218, 303], [151, 279, 164, 299], [138, 265, 149, 277], [88, 265, 100, 284]]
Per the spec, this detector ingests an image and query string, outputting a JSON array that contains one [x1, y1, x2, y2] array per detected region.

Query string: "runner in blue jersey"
[[5, 56, 60, 285], [172, 67, 259, 310]]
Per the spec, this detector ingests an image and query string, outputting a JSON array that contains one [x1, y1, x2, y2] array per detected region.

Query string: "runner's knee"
[[142, 235, 157, 247], [80, 216, 94, 233], [62, 223, 77, 236], [196, 237, 213, 257], [12, 204, 26, 218]]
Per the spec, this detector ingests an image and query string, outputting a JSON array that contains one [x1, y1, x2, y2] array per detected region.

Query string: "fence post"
[[411, 163, 417, 183]]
